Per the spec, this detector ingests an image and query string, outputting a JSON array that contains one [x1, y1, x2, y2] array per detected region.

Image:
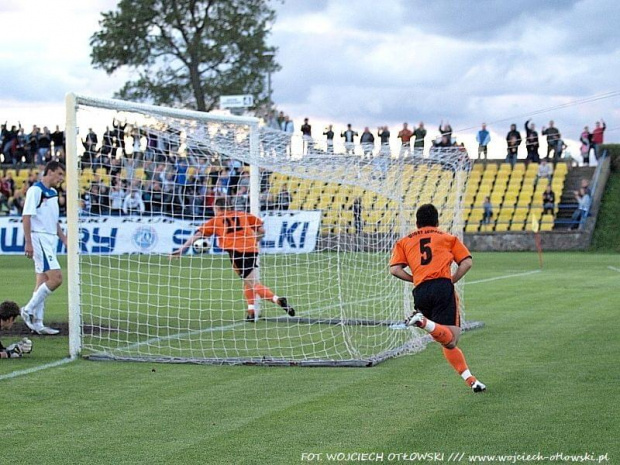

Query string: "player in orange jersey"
[[170, 197, 295, 321], [389, 204, 486, 392]]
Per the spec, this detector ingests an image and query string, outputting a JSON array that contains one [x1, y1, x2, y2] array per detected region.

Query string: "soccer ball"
[[192, 238, 210, 254]]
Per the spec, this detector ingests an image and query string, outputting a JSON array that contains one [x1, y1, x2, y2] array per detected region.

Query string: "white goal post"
[[65, 93, 480, 366]]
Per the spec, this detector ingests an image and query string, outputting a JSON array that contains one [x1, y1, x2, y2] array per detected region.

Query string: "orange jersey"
[[390, 227, 471, 286], [198, 211, 262, 253]]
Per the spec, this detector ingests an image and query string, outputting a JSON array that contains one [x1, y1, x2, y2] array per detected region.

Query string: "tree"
[[90, 0, 280, 112]]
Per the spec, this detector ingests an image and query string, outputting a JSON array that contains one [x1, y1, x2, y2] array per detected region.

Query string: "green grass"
[[1, 252, 619, 464]]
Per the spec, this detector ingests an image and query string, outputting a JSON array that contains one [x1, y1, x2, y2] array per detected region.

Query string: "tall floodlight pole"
[[263, 50, 275, 115]]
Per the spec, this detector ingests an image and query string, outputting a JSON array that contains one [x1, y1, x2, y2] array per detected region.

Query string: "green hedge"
[[591, 144, 620, 252]]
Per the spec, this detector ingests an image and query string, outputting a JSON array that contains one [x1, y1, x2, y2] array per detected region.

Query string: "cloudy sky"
[[1, 0, 619, 159]]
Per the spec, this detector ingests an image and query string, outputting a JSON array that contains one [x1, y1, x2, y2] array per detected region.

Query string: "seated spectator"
[[536, 159, 553, 183], [275, 186, 292, 210], [9, 182, 28, 215], [145, 180, 165, 215], [108, 182, 126, 215], [122, 187, 145, 215], [231, 185, 249, 212], [580, 178, 591, 196], [481, 196, 493, 225], [570, 187, 591, 230], [542, 185, 555, 215], [0, 175, 13, 214], [88, 183, 108, 215]]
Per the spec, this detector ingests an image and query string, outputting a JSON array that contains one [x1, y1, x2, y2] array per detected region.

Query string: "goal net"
[[65, 94, 477, 366]]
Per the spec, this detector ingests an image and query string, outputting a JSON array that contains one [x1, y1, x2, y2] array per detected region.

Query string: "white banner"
[[0, 211, 321, 255]]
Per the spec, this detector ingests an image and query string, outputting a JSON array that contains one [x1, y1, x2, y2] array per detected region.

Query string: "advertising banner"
[[0, 210, 321, 255]]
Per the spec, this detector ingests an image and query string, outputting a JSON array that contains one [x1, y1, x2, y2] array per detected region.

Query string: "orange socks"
[[443, 346, 477, 386], [429, 325, 453, 345], [253, 284, 276, 302]]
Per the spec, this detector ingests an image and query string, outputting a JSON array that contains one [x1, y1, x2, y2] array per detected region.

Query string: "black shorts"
[[413, 278, 460, 327], [226, 251, 258, 279]]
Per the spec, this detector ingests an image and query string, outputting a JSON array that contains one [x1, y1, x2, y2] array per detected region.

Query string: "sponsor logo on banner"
[[132, 226, 158, 252]]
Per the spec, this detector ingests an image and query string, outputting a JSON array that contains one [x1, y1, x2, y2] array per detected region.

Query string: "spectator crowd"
[[0, 114, 608, 231]]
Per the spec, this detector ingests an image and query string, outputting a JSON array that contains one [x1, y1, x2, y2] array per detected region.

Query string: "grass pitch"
[[0, 251, 618, 464]]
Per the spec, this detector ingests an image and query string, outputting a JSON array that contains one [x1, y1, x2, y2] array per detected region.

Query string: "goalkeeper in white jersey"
[[20, 161, 67, 335], [1, 300, 33, 359]]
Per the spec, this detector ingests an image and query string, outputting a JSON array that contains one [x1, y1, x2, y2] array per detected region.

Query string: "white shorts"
[[32, 232, 61, 274]]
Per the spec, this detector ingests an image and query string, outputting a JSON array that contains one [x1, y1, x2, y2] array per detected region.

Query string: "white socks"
[[422, 318, 436, 333], [25, 284, 52, 316]]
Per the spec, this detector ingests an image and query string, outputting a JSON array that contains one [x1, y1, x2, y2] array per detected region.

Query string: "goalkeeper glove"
[[5, 338, 33, 358]]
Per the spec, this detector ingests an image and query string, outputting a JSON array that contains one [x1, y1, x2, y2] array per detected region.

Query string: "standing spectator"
[[481, 196, 493, 225], [413, 122, 426, 155], [323, 125, 335, 154], [131, 126, 143, 159], [281, 115, 294, 157], [542, 185, 555, 216], [280, 115, 294, 133], [25, 125, 40, 165], [554, 134, 568, 163], [397, 122, 413, 159], [265, 110, 280, 130], [360, 127, 375, 159], [476, 123, 491, 161], [580, 126, 592, 166], [51, 125, 65, 162], [524, 119, 540, 164], [113, 118, 127, 156], [122, 187, 145, 215], [36, 127, 52, 168], [341, 124, 358, 155], [2, 123, 20, 165], [98, 126, 115, 170], [301, 117, 312, 154], [570, 187, 591, 229], [536, 159, 553, 184], [20, 161, 67, 335], [541, 120, 560, 160], [438, 121, 452, 146], [505, 124, 522, 167], [377, 126, 390, 156], [590, 119, 606, 161]]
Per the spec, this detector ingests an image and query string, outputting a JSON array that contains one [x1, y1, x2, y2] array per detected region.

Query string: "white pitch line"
[[608, 266, 620, 273], [0, 357, 75, 382], [465, 269, 542, 285]]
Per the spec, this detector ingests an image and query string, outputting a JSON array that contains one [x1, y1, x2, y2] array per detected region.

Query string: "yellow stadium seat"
[[509, 220, 525, 231]]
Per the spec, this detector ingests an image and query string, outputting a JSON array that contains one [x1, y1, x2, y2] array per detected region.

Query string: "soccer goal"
[[65, 94, 478, 366]]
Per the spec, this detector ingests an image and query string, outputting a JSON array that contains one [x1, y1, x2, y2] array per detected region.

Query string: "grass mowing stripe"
[[0, 357, 75, 382]]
